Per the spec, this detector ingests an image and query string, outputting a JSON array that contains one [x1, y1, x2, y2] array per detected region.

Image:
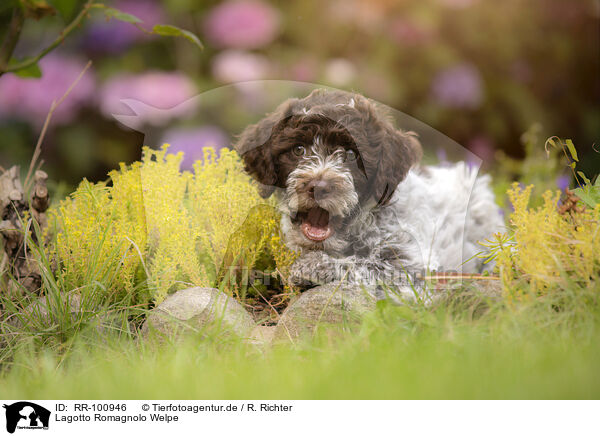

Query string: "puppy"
[[236, 89, 503, 299]]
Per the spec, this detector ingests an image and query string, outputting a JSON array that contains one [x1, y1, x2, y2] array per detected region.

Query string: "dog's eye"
[[345, 149, 357, 162], [292, 145, 306, 157]]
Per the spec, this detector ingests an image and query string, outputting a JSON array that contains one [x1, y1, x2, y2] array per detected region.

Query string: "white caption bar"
[[0, 400, 597, 435]]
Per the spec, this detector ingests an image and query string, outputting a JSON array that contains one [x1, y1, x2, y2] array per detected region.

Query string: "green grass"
[[1, 291, 599, 399], [1, 163, 598, 399]]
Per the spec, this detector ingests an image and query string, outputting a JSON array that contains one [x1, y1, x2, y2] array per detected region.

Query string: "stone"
[[141, 287, 256, 340], [273, 283, 377, 342]]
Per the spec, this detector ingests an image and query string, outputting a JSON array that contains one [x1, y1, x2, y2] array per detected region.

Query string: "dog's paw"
[[288, 262, 316, 287]]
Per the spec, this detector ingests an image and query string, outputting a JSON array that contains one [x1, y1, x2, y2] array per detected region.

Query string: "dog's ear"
[[373, 128, 422, 205], [239, 140, 277, 198], [235, 98, 300, 198]]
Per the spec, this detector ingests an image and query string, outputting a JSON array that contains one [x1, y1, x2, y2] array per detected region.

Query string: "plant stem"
[[0, 8, 25, 74], [0, 1, 103, 76], [24, 60, 92, 192]]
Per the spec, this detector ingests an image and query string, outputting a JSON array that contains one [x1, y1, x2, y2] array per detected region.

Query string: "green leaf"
[[151, 24, 203, 49], [13, 61, 42, 78], [565, 139, 578, 162], [48, 0, 84, 21], [572, 186, 600, 209], [8, 56, 42, 77], [577, 171, 591, 185], [103, 7, 143, 24]]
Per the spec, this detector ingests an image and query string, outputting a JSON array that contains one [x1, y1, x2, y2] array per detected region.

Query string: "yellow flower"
[[495, 182, 599, 301], [47, 145, 298, 306]]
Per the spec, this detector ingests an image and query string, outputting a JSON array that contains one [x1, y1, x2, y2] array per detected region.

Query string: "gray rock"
[[141, 287, 255, 340], [273, 283, 376, 342]]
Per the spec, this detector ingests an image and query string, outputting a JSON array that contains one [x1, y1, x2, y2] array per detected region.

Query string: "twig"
[[32, 159, 45, 176], [425, 273, 501, 281], [24, 60, 92, 191], [251, 284, 284, 324], [0, 1, 101, 75]]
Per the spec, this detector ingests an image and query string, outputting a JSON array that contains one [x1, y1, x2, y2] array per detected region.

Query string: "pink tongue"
[[301, 208, 333, 242]]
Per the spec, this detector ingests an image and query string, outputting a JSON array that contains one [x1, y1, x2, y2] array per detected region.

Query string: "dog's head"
[[236, 89, 422, 251]]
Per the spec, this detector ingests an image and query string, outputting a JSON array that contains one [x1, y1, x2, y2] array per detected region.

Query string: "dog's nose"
[[307, 179, 331, 200]]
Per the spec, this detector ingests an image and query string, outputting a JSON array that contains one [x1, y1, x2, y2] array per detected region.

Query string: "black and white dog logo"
[[3, 402, 50, 434]]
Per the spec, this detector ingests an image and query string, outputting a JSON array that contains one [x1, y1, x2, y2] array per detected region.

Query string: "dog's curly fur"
[[237, 89, 504, 299]]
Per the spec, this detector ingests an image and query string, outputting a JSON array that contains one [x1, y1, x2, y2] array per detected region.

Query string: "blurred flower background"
[[0, 0, 598, 191]]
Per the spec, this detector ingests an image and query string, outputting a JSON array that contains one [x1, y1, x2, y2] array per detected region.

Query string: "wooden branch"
[[0, 166, 49, 295], [24, 60, 92, 192]]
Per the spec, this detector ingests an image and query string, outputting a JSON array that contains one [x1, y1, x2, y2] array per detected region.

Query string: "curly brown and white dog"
[[237, 89, 503, 299]]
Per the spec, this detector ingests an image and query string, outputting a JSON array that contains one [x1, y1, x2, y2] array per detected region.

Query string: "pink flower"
[[99, 72, 197, 128], [203, 0, 280, 49], [431, 64, 483, 109], [0, 54, 95, 126], [212, 50, 271, 83]]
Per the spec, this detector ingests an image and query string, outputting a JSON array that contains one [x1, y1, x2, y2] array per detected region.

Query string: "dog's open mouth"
[[297, 206, 334, 242]]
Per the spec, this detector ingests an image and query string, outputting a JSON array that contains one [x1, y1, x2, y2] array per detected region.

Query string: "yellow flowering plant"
[[47, 145, 297, 308], [493, 182, 600, 301]]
